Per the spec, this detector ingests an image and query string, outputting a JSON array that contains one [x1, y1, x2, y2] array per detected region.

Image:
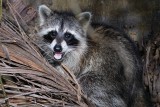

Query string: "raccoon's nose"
[[54, 44, 62, 52]]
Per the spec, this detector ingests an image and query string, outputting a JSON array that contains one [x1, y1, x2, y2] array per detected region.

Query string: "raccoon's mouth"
[[53, 52, 64, 61]]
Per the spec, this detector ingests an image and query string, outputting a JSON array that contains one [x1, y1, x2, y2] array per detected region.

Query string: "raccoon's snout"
[[54, 44, 62, 52], [53, 44, 64, 61]]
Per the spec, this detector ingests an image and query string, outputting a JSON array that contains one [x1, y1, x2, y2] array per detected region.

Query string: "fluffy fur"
[[37, 5, 151, 107]]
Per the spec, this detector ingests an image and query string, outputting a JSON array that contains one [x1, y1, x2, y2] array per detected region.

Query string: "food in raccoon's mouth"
[[53, 52, 63, 60]]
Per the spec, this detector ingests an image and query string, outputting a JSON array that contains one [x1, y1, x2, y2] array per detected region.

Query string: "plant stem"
[[0, 74, 9, 107]]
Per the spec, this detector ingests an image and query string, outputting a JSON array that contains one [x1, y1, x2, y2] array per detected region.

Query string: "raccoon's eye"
[[50, 31, 57, 38], [43, 31, 57, 42], [64, 32, 73, 41]]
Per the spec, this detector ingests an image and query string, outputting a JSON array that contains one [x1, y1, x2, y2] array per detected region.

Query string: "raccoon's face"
[[37, 5, 91, 62]]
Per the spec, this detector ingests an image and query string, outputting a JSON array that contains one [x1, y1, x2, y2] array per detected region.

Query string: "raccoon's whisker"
[[37, 45, 51, 51], [69, 46, 86, 49], [43, 53, 50, 56], [47, 59, 53, 62], [38, 44, 48, 47], [44, 56, 53, 62], [70, 45, 95, 49], [43, 52, 52, 56]]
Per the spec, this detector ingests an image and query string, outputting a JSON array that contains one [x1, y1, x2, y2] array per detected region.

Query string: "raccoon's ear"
[[38, 5, 52, 26], [77, 12, 92, 32]]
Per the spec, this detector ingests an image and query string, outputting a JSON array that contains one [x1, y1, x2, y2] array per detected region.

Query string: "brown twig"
[[0, 74, 9, 107]]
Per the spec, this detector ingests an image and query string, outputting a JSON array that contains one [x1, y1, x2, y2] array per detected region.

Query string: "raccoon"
[[37, 5, 151, 107]]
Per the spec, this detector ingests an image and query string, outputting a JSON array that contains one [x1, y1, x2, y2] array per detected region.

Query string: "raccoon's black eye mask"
[[43, 30, 57, 42], [64, 32, 73, 41]]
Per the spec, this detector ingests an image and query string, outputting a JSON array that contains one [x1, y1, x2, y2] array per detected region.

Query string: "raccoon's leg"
[[78, 73, 128, 107]]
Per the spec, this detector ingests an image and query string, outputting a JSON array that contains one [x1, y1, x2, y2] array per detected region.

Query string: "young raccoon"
[[37, 5, 151, 107]]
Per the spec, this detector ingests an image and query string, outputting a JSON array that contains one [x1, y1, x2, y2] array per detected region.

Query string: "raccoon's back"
[[91, 22, 141, 68], [78, 23, 147, 107], [88, 22, 142, 85]]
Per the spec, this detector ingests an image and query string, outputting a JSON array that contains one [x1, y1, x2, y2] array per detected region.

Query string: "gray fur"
[[37, 5, 151, 107]]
